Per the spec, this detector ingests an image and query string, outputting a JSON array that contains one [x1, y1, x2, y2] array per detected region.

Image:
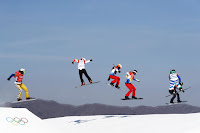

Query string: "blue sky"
[[0, 0, 200, 106]]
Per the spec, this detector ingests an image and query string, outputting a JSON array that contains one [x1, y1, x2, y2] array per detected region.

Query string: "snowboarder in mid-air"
[[107, 64, 122, 89], [124, 70, 140, 99], [168, 69, 184, 103], [72, 57, 93, 86], [7, 68, 33, 101]]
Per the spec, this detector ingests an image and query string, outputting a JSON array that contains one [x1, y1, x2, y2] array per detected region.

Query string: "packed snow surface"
[[0, 107, 200, 133]]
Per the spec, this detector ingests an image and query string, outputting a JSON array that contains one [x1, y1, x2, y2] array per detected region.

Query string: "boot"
[[115, 85, 120, 89], [81, 81, 85, 86], [89, 80, 93, 84], [26, 97, 34, 100], [132, 96, 138, 99], [170, 100, 174, 103], [125, 96, 130, 99], [177, 100, 182, 103], [17, 98, 22, 101], [110, 83, 114, 87]]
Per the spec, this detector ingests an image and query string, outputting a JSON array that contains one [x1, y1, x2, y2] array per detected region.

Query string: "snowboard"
[[75, 81, 100, 88], [11, 98, 37, 103], [121, 97, 143, 100], [165, 101, 187, 105], [107, 83, 125, 91], [165, 87, 191, 97]]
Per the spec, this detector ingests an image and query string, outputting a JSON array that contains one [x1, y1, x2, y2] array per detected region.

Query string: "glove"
[[118, 71, 121, 73], [90, 59, 93, 61], [137, 80, 140, 82], [72, 62, 74, 64], [180, 88, 185, 93], [7, 77, 11, 81], [107, 77, 110, 81], [180, 82, 183, 86]]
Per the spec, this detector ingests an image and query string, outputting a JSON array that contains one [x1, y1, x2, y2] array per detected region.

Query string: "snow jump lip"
[[0, 107, 200, 133]]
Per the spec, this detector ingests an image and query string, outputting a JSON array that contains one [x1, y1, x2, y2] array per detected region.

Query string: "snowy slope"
[[0, 107, 56, 133], [44, 114, 200, 133], [1, 107, 200, 133]]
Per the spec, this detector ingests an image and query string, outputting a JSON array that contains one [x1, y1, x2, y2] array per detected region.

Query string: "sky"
[[0, 0, 200, 107]]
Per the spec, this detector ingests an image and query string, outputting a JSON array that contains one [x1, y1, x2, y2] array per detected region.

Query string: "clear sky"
[[0, 0, 200, 107]]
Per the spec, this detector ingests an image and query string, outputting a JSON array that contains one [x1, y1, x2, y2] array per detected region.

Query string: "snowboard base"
[[11, 98, 37, 103], [107, 84, 124, 91], [121, 97, 143, 100], [165, 101, 187, 105], [75, 81, 100, 88]]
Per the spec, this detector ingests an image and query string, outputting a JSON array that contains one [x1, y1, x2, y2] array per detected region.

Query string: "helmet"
[[132, 70, 138, 75], [19, 68, 26, 74], [170, 69, 176, 74], [117, 64, 122, 69], [81, 57, 86, 61]]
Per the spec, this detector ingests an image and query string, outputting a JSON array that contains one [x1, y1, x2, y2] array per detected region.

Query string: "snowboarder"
[[7, 68, 33, 101], [168, 69, 184, 103], [124, 70, 140, 99], [107, 64, 122, 89], [72, 57, 93, 86]]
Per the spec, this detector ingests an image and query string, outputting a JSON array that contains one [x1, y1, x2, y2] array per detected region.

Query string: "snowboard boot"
[[81, 81, 85, 86], [170, 100, 174, 104], [132, 96, 138, 99], [89, 80, 93, 84], [115, 85, 120, 89], [110, 83, 114, 87], [125, 96, 130, 99], [26, 97, 34, 100], [17, 98, 22, 101], [177, 100, 182, 103]]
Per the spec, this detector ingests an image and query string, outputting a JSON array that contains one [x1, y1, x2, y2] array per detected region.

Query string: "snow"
[[0, 107, 56, 133], [0, 107, 200, 133]]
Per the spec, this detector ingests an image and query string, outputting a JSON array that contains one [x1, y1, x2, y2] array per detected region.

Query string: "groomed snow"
[[1, 107, 200, 133]]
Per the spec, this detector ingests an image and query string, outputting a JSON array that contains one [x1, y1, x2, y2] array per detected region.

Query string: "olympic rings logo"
[[6, 117, 28, 125]]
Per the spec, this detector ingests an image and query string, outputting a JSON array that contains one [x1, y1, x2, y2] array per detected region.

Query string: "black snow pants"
[[169, 89, 180, 102], [79, 69, 92, 83]]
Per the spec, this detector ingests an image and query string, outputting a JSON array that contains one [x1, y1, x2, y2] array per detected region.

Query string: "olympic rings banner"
[[6, 117, 28, 125]]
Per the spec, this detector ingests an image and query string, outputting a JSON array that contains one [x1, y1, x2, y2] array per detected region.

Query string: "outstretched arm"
[[133, 78, 140, 82], [85, 59, 92, 63], [72, 59, 79, 64], [7, 74, 15, 81]]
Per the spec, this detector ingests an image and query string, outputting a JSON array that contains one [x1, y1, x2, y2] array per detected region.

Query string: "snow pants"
[[169, 89, 180, 102], [109, 75, 120, 86], [125, 83, 136, 97], [79, 69, 92, 83], [15, 83, 29, 99]]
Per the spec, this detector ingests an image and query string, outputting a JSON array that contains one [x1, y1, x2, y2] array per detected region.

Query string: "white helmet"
[[117, 64, 122, 69], [81, 57, 86, 61], [19, 68, 26, 74]]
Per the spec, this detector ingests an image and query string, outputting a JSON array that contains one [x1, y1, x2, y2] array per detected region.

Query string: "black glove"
[[90, 59, 93, 61], [107, 77, 110, 81], [7, 77, 11, 81], [180, 89, 185, 93], [72, 62, 74, 64], [180, 82, 183, 86], [118, 71, 121, 73]]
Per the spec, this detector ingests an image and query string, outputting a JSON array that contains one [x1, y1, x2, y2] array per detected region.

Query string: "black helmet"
[[132, 70, 138, 75]]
